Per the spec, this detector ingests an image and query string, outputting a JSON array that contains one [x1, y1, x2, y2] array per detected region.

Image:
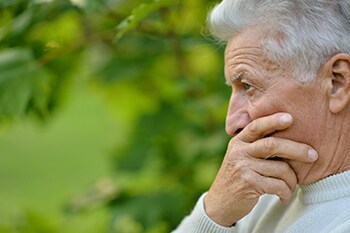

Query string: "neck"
[[302, 112, 350, 184]]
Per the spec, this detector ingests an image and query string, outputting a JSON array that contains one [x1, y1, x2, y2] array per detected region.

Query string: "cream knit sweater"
[[173, 170, 350, 233]]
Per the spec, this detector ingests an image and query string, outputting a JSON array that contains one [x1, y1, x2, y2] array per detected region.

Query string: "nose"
[[226, 92, 252, 135]]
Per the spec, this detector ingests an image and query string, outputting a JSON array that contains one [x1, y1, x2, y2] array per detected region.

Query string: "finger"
[[253, 159, 297, 192], [248, 137, 318, 163], [257, 175, 293, 204], [236, 113, 293, 143]]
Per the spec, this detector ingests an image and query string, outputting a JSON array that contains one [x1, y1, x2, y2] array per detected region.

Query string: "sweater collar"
[[298, 170, 350, 204]]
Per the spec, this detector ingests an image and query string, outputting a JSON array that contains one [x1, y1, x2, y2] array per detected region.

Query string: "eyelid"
[[241, 79, 254, 87], [242, 81, 254, 92]]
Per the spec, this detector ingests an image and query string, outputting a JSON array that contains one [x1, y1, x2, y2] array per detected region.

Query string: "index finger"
[[249, 137, 318, 163], [236, 113, 293, 143]]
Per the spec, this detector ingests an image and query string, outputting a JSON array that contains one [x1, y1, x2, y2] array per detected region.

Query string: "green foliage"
[[7, 210, 59, 233], [0, 0, 228, 232], [0, 48, 53, 119], [116, 0, 178, 40]]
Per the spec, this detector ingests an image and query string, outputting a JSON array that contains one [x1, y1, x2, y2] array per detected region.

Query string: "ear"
[[324, 53, 350, 113]]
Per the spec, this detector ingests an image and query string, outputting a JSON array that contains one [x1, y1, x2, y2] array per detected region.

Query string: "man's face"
[[224, 27, 329, 184]]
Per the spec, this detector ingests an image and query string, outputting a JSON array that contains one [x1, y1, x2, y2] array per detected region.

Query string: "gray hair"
[[208, 0, 350, 82]]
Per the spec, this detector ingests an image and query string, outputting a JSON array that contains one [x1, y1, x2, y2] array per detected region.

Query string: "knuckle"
[[226, 144, 247, 162], [226, 156, 244, 171], [276, 179, 287, 189], [240, 172, 258, 187], [279, 161, 291, 172], [247, 121, 260, 135], [262, 138, 277, 153], [225, 154, 237, 166], [228, 137, 239, 147]]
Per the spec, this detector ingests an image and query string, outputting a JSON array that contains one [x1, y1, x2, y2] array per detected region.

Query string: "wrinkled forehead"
[[224, 25, 268, 58], [224, 27, 267, 66], [224, 26, 286, 80]]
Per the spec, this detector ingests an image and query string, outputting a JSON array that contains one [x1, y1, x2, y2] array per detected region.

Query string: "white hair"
[[208, 0, 350, 82]]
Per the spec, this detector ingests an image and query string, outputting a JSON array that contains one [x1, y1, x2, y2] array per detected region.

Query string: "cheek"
[[248, 96, 288, 120], [286, 109, 322, 146], [246, 86, 321, 141], [255, 100, 319, 147], [247, 96, 308, 140]]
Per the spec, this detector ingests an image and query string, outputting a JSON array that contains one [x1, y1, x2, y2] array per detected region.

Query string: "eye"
[[242, 82, 254, 91]]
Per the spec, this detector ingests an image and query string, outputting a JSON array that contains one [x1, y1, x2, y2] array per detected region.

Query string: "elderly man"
[[173, 0, 350, 232]]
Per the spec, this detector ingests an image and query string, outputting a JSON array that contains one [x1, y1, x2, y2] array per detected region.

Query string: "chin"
[[286, 160, 310, 184], [287, 160, 327, 185]]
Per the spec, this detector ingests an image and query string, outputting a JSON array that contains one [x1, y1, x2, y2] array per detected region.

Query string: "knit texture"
[[173, 170, 350, 233], [172, 193, 235, 233]]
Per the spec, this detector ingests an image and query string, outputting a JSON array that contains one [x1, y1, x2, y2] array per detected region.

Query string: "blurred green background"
[[0, 0, 230, 232]]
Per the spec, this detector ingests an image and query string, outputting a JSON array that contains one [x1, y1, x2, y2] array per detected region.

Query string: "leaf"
[[9, 7, 33, 36], [112, 191, 185, 231], [115, 0, 178, 40], [0, 48, 53, 119], [0, 0, 25, 8]]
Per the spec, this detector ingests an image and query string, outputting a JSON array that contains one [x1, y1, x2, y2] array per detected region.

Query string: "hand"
[[204, 112, 318, 227]]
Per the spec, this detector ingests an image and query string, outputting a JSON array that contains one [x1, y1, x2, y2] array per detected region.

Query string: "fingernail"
[[308, 149, 318, 161], [280, 114, 292, 124]]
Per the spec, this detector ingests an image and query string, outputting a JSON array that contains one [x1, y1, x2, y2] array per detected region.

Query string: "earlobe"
[[327, 53, 350, 113]]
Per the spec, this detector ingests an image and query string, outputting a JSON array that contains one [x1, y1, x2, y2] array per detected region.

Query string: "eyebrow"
[[229, 71, 245, 83]]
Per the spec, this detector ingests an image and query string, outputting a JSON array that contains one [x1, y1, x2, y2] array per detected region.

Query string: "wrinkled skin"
[[204, 26, 350, 226]]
